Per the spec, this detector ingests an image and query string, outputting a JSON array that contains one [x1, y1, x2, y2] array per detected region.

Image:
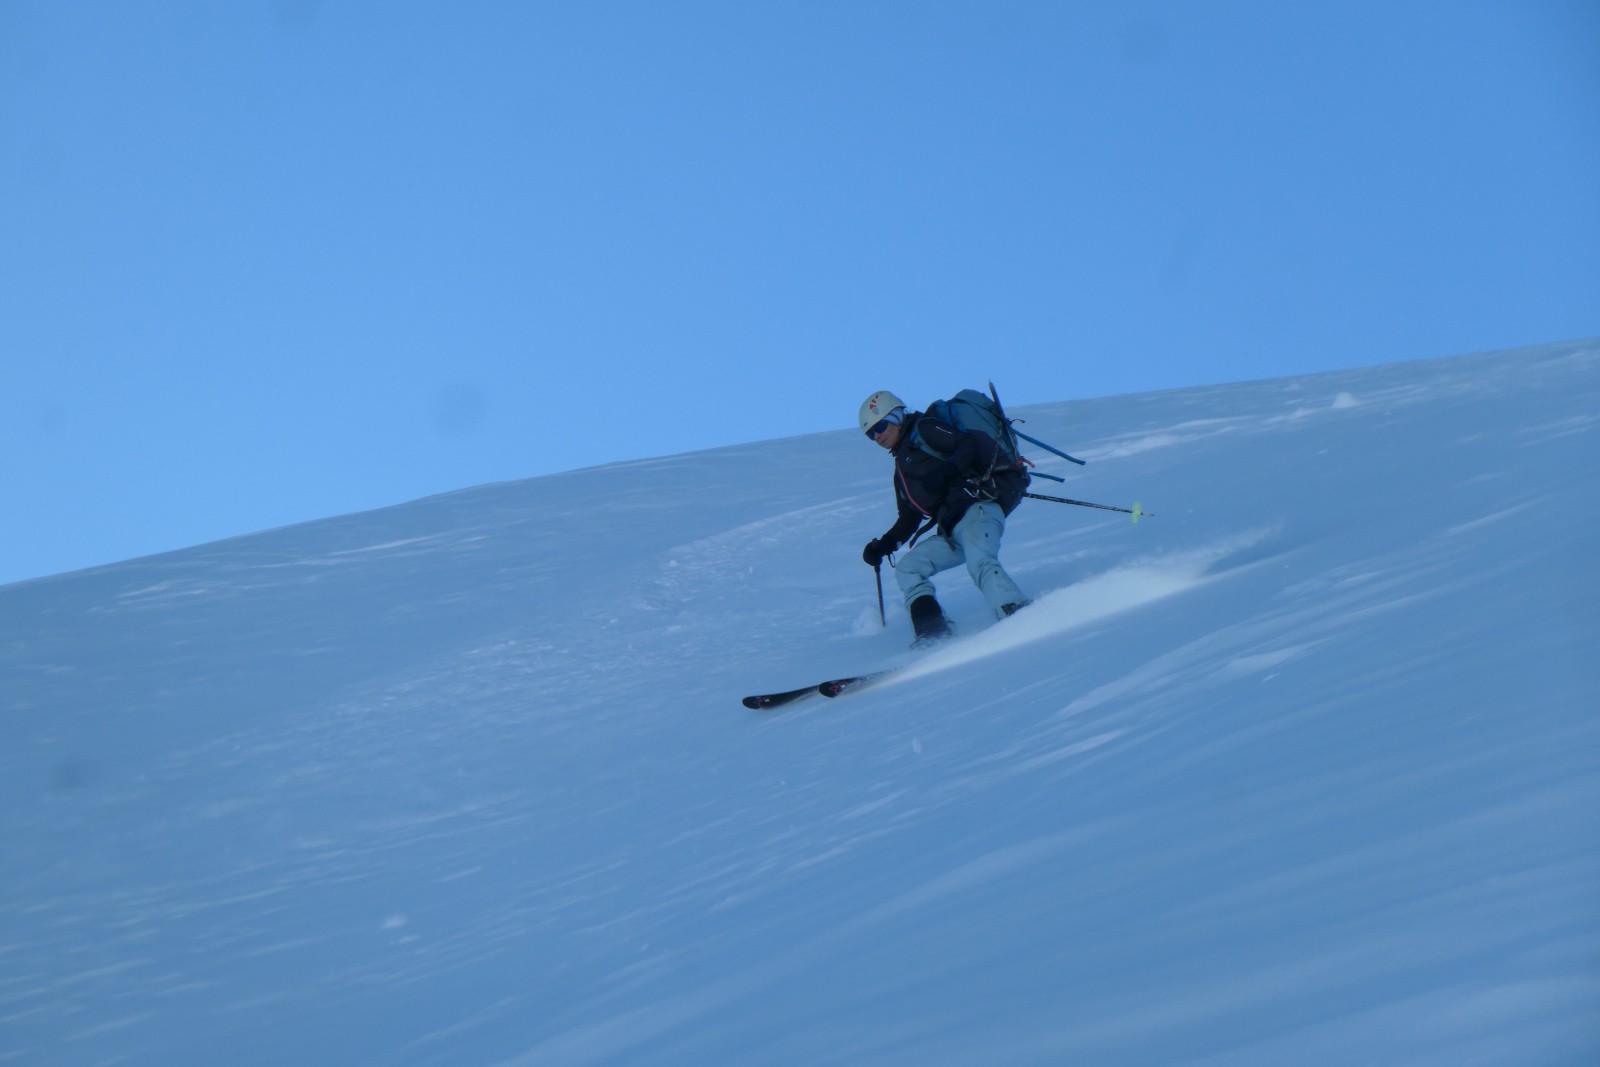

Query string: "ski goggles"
[[864, 408, 904, 439]]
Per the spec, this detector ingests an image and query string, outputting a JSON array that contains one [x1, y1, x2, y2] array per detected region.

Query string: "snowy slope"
[[3, 342, 1598, 1066]]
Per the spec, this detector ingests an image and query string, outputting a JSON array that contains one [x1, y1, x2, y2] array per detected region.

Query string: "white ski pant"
[[894, 501, 1026, 619]]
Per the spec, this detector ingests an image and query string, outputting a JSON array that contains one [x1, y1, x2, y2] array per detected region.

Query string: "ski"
[[819, 672, 892, 698], [741, 683, 823, 710], [742, 671, 893, 710]]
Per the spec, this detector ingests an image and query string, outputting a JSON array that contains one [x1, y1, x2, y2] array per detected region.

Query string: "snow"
[[3, 341, 1598, 1065]]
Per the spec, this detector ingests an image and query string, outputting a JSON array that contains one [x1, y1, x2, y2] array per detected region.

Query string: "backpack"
[[914, 388, 1023, 469]]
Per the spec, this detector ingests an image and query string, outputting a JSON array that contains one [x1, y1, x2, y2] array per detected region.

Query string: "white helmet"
[[858, 390, 906, 434]]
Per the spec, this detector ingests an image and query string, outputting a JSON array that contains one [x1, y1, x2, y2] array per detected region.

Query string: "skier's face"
[[869, 420, 902, 450]]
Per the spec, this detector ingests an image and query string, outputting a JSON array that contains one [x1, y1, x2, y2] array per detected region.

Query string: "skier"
[[858, 389, 1030, 647]]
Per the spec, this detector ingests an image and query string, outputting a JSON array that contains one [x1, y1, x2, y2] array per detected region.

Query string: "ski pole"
[[1023, 492, 1152, 522], [873, 563, 887, 627]]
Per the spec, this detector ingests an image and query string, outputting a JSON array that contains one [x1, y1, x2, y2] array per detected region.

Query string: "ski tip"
[[743, 687, 813, 710]]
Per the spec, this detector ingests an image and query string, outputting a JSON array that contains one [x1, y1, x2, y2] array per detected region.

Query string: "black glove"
[[862, 537, 893, 567], [935, 504, 961, 540]]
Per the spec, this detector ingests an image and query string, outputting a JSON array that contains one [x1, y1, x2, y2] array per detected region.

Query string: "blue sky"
[[3, 0, 1597, 587]]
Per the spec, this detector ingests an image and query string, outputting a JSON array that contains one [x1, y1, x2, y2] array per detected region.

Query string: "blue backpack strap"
[[910, 402, 954, 460]]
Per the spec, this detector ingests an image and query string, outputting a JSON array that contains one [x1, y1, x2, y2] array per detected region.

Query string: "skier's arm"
[[918, 418, 995, 477], [880, 487, 923, 548], [864, 488, 924, 567]]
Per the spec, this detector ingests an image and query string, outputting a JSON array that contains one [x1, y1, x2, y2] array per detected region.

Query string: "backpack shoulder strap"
[[910, 405, 955, 459]]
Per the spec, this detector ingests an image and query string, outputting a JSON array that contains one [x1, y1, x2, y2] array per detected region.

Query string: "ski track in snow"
[[2, 341, 1598, 1065], [890, 528, 1278, 687]]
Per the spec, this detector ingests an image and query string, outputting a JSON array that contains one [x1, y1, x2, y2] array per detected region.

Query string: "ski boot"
[[908, 596, 954, 649]]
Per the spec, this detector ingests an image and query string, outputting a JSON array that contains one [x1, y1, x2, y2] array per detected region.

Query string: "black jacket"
[[877, 412, 1028, 548]]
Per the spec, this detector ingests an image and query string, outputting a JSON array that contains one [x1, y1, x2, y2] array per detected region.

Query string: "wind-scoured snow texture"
[[3, 342, 1598, 1065]]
